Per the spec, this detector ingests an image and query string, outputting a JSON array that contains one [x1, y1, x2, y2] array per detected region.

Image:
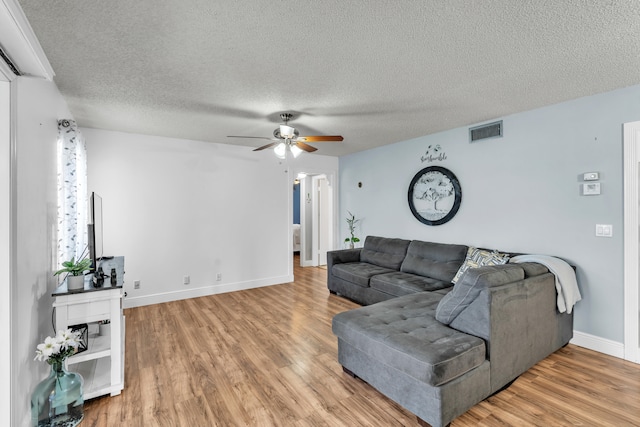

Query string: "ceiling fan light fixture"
[[290, 144, 303, 158], [274, 142, 287, 159]]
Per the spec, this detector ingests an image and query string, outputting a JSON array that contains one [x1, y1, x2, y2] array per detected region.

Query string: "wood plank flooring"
[[82, 258, 640, 426]]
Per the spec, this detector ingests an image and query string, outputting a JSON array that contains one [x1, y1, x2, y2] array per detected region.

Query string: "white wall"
[[84, 128, 338, 308], [13, 76, 71, 426], [340, 84, 640, 350]]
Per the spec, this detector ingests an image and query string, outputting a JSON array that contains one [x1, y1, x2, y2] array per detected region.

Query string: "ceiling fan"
[[227, 113, 343, 158]]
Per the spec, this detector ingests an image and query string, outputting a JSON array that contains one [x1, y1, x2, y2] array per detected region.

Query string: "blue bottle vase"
[[31, 361, 84, 427]]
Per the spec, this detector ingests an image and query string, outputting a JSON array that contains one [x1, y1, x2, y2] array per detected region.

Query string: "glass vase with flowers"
[[30, 328, 84, 427]]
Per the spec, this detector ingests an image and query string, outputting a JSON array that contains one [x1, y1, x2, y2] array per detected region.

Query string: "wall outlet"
[[183, 275, 190, 285], [134, 280, 140, 289], [216, 273, 222, 281], [595, 224, 613, 237]]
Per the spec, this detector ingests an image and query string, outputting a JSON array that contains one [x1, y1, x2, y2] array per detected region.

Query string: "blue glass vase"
[[30, 361, 84, 427]]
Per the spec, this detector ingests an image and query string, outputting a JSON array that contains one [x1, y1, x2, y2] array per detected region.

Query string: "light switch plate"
[[595, 224, 613, 237], [583, 182, 601, 195]]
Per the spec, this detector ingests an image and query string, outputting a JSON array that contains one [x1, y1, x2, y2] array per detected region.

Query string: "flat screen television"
[[87, 192, 103, 271]]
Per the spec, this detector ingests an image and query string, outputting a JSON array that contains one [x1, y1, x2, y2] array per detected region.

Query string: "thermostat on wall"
[[583, 182, 601, 195], [583, 172, 599, 181]]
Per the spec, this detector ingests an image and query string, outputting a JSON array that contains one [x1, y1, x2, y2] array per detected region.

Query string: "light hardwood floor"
[[83, 258, 640, 426]]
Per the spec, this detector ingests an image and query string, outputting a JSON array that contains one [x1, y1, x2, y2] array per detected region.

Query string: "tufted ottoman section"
[[332, 291, 486, 387]]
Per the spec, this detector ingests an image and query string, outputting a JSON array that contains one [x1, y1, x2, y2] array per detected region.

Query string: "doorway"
[[623, 120, 640, 363], [296, 172, 336, 268]]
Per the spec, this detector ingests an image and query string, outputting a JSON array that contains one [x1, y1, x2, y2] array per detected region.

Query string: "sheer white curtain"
[[56, 119, 88, 268]]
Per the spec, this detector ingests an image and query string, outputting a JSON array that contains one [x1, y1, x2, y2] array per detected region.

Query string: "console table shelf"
[[52, 256, 125, 399]]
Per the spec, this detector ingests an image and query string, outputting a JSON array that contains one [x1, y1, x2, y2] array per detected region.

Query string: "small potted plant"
[[54, 257, 92, 291], [344, 211, 361, 249]]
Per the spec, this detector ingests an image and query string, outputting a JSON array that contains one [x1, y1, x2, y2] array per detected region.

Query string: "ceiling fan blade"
[[294, 141, 318, 153], [253, 142, 279, 151], [297, 135, 344, 142], [228, 135, 276, 141]]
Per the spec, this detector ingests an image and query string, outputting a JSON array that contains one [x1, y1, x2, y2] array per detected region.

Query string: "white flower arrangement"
[[34, 328, 82, 365]]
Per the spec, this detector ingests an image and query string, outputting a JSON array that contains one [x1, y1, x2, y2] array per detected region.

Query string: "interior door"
[[317, 176, 329, 266], [308, 174, 333, 267]]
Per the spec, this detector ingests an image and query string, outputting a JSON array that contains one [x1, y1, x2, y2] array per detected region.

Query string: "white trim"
[[311, 175, 321, 266], [0, 59, 16, 82], [299, 176, 313, 267], [123, 274, 293, 309], [7, 78, 15, 427], [0, 77, 11, 427], [0, 0, 54, 79], [287, 167, 294, 277], [570, 331, 625, 359], [623, 121, 640, 364]]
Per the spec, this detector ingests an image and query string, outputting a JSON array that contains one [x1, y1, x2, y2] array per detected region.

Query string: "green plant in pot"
[[344, 211, 361, 249], [54, 257, 92, 291]]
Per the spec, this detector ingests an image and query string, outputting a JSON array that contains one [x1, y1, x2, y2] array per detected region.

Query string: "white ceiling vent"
[[469, 120, 502, 143]]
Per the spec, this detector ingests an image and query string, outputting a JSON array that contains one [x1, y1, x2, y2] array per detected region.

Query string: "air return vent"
[[469, 120, 502, 143]]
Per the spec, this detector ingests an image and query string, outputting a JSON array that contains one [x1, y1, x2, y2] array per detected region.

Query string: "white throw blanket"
[[509, 254, 582, 314]]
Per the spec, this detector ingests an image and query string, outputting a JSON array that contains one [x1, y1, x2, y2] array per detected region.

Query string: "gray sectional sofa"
[[329, 236, 574, 427]]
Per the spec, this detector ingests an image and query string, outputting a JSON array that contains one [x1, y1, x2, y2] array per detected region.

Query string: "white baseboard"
[[123, 274, 294, 309], [570, 330, 625, 359]]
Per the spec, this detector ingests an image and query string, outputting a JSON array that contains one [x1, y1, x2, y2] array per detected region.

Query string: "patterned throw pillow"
[[451, 247, 510, 284]]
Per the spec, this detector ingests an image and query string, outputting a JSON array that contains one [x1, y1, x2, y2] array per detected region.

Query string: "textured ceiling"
[[16, 0, 640, 157]]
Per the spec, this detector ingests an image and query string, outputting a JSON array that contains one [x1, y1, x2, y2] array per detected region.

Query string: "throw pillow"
[[451, 247, 510, 284], [436, 264, 525, 325]]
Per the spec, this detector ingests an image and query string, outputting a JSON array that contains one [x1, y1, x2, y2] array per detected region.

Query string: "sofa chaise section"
[[329, 236, 575, 427]]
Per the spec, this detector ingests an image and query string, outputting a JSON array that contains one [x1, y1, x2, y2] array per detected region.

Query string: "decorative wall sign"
[[420, 144, 447, 163], [408, 166, 461, 225]]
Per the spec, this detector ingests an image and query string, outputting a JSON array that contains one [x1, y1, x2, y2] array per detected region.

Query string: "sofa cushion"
[[512, 261, 549, 278], [400, 240, 468, 282], [451, 247, 510, 284], [360, 236, 411, 270], [370, 271, 454, 297], [436, 264, 525, 325], [332, 262, 395, 288], [332, 292, 486, 387]]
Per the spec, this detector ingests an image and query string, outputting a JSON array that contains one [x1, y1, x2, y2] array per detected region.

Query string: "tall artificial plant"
[[344, 211, 361, 248]]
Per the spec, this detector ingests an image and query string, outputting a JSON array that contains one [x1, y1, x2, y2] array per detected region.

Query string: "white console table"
[[52, 257, 125, 399]]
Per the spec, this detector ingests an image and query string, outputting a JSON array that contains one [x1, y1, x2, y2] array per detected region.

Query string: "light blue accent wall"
[[339, 84, 640, 343]]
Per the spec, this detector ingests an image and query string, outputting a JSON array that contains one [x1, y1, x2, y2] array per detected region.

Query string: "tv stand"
[[52, 256, 125, 399]]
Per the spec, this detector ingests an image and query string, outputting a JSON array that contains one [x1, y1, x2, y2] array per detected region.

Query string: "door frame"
[[623, 120, 640, 363], [294, 168, 338, 269], [0, 71, 15, 427], [311, 174, 332, 266]]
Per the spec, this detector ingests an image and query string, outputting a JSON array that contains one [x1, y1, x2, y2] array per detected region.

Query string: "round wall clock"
[[408, 166, 462, 225]]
